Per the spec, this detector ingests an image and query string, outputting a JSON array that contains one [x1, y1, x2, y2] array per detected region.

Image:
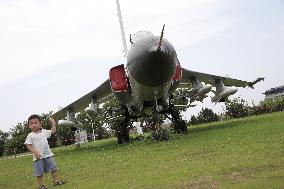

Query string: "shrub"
[[190, 108, 219, 125], [250, 103, 271, 115], [251, 96, 284, 115], [226, 96, 284, 118], [225, 97, 250, 118], [190, 115, 199, 125]]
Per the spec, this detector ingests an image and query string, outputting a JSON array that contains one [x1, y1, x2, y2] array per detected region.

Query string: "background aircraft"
[[52, 0, 263, 144]]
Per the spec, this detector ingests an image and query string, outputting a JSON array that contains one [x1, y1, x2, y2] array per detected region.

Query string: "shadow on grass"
[[54, 116, 263, 155], [54, 135, 155, 156], [188, 117, 258, 134], [54, 139, 119, 154]]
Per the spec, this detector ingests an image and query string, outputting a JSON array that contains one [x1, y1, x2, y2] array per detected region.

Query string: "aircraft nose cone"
[[128, 44, 176, 86]]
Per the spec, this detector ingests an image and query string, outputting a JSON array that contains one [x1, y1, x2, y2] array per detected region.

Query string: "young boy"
[[25, 114, 65, 189]]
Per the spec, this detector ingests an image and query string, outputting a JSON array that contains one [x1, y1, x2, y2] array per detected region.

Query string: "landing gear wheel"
[[151, 126, 170, 141], [116, 131, 123, 144], [121, 120, 130, 143], [169, 106, 187, 134], [178, 120, 187, 133], [116, 106, 130, 144], [173, 119, 187, 134]]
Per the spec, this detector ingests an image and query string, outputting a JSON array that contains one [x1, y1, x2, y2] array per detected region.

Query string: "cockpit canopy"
[[132, 30, 154, 44]]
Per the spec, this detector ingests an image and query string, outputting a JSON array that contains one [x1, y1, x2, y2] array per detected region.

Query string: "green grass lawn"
[[1, 112, 284, 189]]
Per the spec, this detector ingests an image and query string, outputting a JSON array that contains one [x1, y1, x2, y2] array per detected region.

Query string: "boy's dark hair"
[[28, 114, 42, 123]]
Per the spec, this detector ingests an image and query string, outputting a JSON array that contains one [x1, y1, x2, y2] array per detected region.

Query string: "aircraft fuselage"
[[124, 32, 181, 114]]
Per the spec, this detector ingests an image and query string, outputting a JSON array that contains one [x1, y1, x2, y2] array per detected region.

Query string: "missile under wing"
[[52, 79, 113, 121], [180, 68, 264, 103]]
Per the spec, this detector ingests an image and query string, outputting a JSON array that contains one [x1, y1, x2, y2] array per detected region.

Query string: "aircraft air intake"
[[109, 64, 129, 92], [173, 62, 182, 81], [127, 36, 177, 87]]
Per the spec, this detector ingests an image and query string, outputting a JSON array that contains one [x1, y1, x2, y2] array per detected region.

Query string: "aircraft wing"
[[180, 68, 264, 88], [52, 79, 113, 120]]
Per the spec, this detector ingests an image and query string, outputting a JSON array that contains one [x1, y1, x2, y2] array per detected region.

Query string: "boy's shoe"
[[54, 180, 65, 186], [39, 185, 48, 189]]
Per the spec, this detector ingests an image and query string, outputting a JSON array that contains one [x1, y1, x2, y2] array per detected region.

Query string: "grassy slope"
[[1, 112, 284, 189]]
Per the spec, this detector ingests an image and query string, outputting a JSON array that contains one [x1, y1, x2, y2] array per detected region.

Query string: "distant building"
[[263, 85, 284, 99]]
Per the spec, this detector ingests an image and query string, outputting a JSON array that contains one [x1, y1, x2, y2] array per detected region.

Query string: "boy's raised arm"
[[49, 117, 57, 134]]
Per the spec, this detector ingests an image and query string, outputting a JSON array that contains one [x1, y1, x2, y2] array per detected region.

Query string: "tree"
[[0, 130, 9, 156], [4, 122, 30, 155], [76, 111, 108, 140], [56, 125, 75, 146], [100, 97, 124, 132]]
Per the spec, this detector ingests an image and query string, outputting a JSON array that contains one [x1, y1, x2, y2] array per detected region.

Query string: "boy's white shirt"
[[25, 129, 54, 161]]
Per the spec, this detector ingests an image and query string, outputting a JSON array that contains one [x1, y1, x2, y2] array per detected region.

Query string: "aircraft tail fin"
[[116, 0, 128, 57]]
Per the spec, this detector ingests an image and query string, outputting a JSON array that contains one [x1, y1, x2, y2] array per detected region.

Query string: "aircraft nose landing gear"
[[150, 112, 170, 142], [169, 105, 187, 134], [151, 122, 170, 142]]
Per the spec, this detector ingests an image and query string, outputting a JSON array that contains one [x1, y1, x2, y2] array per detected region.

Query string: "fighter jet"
[[52, 0, 264, 144]]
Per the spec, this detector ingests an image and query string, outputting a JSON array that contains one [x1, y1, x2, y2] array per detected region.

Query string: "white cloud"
[[0, 0, 226, 88], [0, 0, 283, 131], [0, 0, 121, 87]]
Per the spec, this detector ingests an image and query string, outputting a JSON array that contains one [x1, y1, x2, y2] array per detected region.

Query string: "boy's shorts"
[[33, 156, 57, 176]]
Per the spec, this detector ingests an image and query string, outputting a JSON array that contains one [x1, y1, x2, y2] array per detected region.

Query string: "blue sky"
[[0, 0, 283, 132]]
